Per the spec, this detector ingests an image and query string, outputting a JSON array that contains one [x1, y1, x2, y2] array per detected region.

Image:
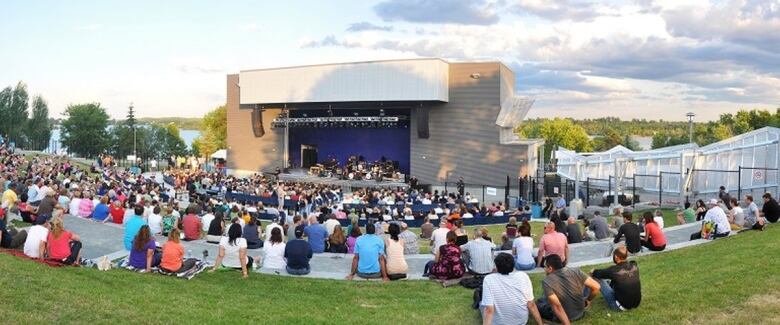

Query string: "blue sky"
[[1, 0, 779, 121]]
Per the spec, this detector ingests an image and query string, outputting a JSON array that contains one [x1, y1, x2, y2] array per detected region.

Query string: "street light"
[[686, 112, 695, 144]]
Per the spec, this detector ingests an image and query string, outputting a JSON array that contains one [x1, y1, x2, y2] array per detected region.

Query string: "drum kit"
[[306, 155, 399, 181]]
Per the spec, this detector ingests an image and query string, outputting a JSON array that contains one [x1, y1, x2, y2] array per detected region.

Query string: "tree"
[[126, 103, 136, 128], [25, 95, 52, 150], [519, 118, 592, 161], [0, 82, 30, 145], [60, 103, 110, 158], [193, 105, 226, 157], [592, 127, 624, 151]]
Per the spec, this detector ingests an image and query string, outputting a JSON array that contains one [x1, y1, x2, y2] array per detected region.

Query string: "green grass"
[[2, 224, 779, 324]]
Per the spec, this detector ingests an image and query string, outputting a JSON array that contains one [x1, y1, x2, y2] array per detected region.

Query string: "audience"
[[129, 225, 160, 272], [346, 225, 361, 254], [641, 212, 667, 251], [347, 223, 388, 281], [480, 253, 543, 325], [243, 216, 262, 249], [46, 217, 82, 265], [430, 218, 450, 254], [612, 212, 641, 254], [743, 195, 764, 230], [160, 229, 196, 273], [420, 216, 434, 239], [262, 227, 286, 270], [585, 211, 610, 241], [304, 216, 328, 254], [424, 231, 465, 280], [384, 223, 408, 280], [591, 247, 642, 311], [327, 225, 348, 253], [762, 193, 780, 224], [537, 222, 569, 267], [398, 222, 419, 255], [180, 206, 202, 241], [211, 223, 253, 279], [677, 202, 695, 225], [461, 228, 496, 276], [123, 205, 147, 250], [206, 211, 225, 244], [284, 226, 313, 275], [535, 254, 601, 323], [566, 217, 583, 244], [452, 219, 469, 246], [512, 221, 536, 271]]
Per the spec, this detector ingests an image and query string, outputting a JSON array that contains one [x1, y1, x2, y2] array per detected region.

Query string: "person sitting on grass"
[[161, 207, 178, 237], [346, 223, 389, 281], [129, 225, 161, 272], [585, 211, 610, 241], [262, 227, 286, 270], [677, 202, 696, 225], [691, 199, 730, 241], [743, 195, 764, 230], [612, 212, 641, 255], [180, 205, 202, 242], [124, 205, 147, 251], [160, 228, 197, 274], [513, 221, 536, 271], [423, 231, 465, 280], [284, 226, 313, 276], [727, 198, 745, 231], [210, 223, 253, 279], [537, 222, 569, 267], [761, 192, 780, 224], [535, 254, 601, 324], [23, 216, 49, 259], [398, 222, 419, 255], [430, 218, 450, 253], [641, 212, 667, 251], [46, 217, 82, 265], [346, 224, 361, 254], [480, 253, 543, 325], [327, 225, 348, 253], [384, 223, 408, 280], [461, 228, 496, 276], [505, 216, 519, 239], [0, 212, 27, 250], [590, 247, 642, 312]]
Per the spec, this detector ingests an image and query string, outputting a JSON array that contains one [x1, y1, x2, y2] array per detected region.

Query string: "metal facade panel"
[[239, 59, 449, 104]]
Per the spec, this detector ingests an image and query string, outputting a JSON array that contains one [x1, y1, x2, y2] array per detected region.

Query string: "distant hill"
[[136, 117, 202, 130]]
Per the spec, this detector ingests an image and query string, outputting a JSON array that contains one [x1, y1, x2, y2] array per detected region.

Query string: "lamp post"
[[686, 112, 695, 144]]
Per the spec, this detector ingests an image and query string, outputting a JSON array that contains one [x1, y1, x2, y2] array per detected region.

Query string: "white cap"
[[708, 198, 719, 205]]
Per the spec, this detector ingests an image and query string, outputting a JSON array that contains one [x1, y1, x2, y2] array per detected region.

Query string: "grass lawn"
[[2, 224, 779, 324]]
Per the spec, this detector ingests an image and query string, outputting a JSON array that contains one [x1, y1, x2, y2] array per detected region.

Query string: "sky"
[[1, 0, 778, 121]]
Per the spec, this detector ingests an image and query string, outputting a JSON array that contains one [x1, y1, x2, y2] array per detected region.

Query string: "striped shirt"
[[481, 272, 534, 325], [399, 230, 419, 254], [461, 238, 496, 274]]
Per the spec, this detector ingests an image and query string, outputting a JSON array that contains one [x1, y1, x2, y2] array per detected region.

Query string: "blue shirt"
[[355, 234, 385, 273], [304, 224, 328, 253], [284, 239, 313, 270], [124, 215, 147, 250], [92, 203, 110, 221]]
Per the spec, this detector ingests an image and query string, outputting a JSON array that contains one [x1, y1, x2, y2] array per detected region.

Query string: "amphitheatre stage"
[[277, 168, 408, 189]]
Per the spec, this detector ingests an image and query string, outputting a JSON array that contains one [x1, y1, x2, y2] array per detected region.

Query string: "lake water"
[[45, 128, 201, 153]]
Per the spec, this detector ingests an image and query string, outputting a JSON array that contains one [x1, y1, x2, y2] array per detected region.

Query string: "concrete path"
[[59, 214, 711, 280]]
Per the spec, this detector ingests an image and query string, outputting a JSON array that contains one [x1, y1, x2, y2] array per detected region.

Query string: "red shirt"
[[110, 205, 125, 224], [645, 222, 667, 247], [47, 231, 72, 260], [181, 214, 201, 240]]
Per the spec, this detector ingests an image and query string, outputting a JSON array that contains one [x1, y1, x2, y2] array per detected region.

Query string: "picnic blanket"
[[0, 249, 67, 267], [116, 258, 209, 280]]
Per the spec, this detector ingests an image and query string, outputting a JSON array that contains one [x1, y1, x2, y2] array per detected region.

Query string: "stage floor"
[[277, 169, 408, 189]]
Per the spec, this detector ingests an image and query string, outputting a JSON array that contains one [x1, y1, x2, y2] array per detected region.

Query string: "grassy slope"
[[1, 225, 778, 324]]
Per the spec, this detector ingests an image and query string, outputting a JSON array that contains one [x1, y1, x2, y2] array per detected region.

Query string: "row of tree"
[[0, 82, 52, 150], [60, 103, 189, 159], [518, 108, 780, 160]]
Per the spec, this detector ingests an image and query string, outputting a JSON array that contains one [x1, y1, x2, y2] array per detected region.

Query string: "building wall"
[[410, 62, 530, 186], [225, 74, 285, 174]]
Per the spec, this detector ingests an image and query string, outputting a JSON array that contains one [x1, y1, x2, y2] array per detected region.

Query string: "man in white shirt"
[[430, 219, 450, 253], [704, 199, 731, 238], [23, 217, 50, 258], [201, 209, 216, 232], [481, 253, 543, 325], [323, 214, 341, 236], [461, 229, 496, 275]]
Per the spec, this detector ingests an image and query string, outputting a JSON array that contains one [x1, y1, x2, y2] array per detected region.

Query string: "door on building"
[[301, 144, 318, 168]]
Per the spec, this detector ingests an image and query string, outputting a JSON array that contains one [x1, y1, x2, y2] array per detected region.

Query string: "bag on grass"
[[460, 276, 484, 289]]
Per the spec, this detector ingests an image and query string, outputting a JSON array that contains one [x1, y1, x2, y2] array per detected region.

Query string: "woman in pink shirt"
[[78, 192, 95, 218], [641, 212, 667, 251]]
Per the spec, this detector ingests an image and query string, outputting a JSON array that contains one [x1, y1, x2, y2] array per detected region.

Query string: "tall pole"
[[686, 112, 695, 143]]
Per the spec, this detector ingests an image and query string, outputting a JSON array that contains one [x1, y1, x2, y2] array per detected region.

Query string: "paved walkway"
[[56, 214, 709, 280]]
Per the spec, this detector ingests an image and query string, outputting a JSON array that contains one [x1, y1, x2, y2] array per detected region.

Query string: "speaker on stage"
[[251, 107, 265, 137], [416, 105, 429, 139]]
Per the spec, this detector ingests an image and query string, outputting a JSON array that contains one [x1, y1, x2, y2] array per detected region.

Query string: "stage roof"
[[238, 59, 449, 105]]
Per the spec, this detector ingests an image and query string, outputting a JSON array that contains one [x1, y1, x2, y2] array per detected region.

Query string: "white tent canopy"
[[210, 149, 227, 160], [555, 127, 780, 206]]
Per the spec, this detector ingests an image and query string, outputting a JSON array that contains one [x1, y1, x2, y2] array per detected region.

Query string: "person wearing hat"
[[23, 215, 50, 258], [691, 199, 730, 241], [284, 225, 313, 275]]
